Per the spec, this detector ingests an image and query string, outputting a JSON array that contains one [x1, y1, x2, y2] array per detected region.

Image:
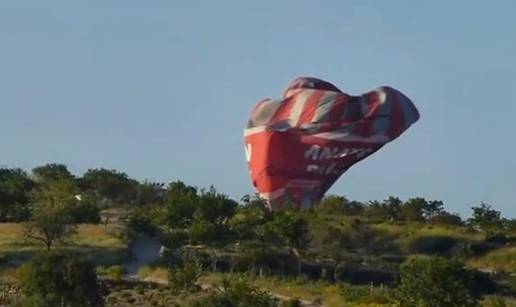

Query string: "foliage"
[[70, 192, 101, 224], [469, 203, 503, 234], [24, 179, 79, 250], [268, 210, 311, 251], [16, 251, 103, 307], [188, 210, 217, 245], [81, 168, 138, 205], [192, 276, 277, 307], [135, 181, 164, 206], [0, 168, 34, 222], [168, 259, 203, 293], [318, 195, 364, 216], [395, 256, 480, 307], [32, 163, 75, 183], [127, 206, 159, 236]]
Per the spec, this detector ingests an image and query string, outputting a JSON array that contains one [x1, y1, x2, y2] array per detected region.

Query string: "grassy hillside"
[[0, 223, 126, 267]]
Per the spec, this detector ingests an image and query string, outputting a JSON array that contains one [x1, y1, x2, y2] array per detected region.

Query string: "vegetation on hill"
[[1, 163, 515, 306]]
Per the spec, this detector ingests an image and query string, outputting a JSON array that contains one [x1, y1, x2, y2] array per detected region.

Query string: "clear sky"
[[1, 1, 515, 218]]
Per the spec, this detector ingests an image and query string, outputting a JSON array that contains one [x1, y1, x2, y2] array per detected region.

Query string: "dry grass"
[[138, 265, 168, 282], [371, 222, 483, 242], [0, 223, 125, 251], [199, 273, 392, 306], [0, 223, 127, 268], [467, 247, 516, 273], [73, 224, 125, 248], [0, 224, 26, 252]]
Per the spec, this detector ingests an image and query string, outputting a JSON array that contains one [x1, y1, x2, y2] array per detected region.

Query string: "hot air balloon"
[[244, 77, 419, 210]]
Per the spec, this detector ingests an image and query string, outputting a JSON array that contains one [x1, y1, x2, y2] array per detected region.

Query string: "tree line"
[[2, 163, 515, 306], [1, 163, 515, 252]]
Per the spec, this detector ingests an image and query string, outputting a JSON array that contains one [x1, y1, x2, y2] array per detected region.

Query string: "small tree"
[[318, 195, 364, 216], [400, 198, 426, 222], [0, 168, 34, 222], [80, 168, 138, 205], [17, 251, 103, 307], [32, 163, 74, 183], [395, 256, 480, 307], [469, 203, 503, 234], [188, 210, 216, 245], [168, 259, 203, 293], [24, 180, 78, 250]]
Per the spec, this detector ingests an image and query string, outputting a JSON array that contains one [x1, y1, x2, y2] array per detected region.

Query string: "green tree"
[[364, 197, 402, 221], [32, 163, 74, 183], [80, 168, 138, 204], [230, 206, 277, 275], [24, 180, 78, 250], [400, 198, 426, 222], [70, 192, 101, 224], [423, 200, 445, 219], [318, 195, 364, 216], [267, 211, 311, 274], [188, 209, 216, 245], [17, 251, 103, 307], [268, 211, 311, 252], [469, 203, 503, 234], [158, 181, 199, 229], [230, 206, 268, 241], [196, 186, 238, 228], [0, 168, 34, 222], [135, 181, 164, 206], [395, 256, 479, 307]]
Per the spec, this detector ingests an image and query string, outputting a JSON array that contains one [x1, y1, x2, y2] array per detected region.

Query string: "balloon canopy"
[[244, 77, 419, 210]]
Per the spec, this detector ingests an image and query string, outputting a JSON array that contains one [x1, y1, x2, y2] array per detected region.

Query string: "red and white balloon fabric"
[[244, 77, 419, 210]]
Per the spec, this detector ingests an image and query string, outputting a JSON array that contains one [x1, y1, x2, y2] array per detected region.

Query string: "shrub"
[[191, 276, 277, 307], [395, 256, 480, 307], [168, 260, 203, 293], [16, 251, 103, 307]]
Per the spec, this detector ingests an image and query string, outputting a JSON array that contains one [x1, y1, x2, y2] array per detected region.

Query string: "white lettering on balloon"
[[245, 144, 252, 162], [304, 145, 373, 175]]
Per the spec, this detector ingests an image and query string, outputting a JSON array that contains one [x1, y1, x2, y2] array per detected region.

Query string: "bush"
[[395, 256, 480, 307], [168, 260, 203, 293], [191, 276, 277, 307], [16, 251, 103, 307]]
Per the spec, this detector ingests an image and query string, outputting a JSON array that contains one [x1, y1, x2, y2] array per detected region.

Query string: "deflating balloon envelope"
[[244, 77, 419, 210]]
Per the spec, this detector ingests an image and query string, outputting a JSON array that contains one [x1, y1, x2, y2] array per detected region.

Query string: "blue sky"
[[1, 1, 515, 218]]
